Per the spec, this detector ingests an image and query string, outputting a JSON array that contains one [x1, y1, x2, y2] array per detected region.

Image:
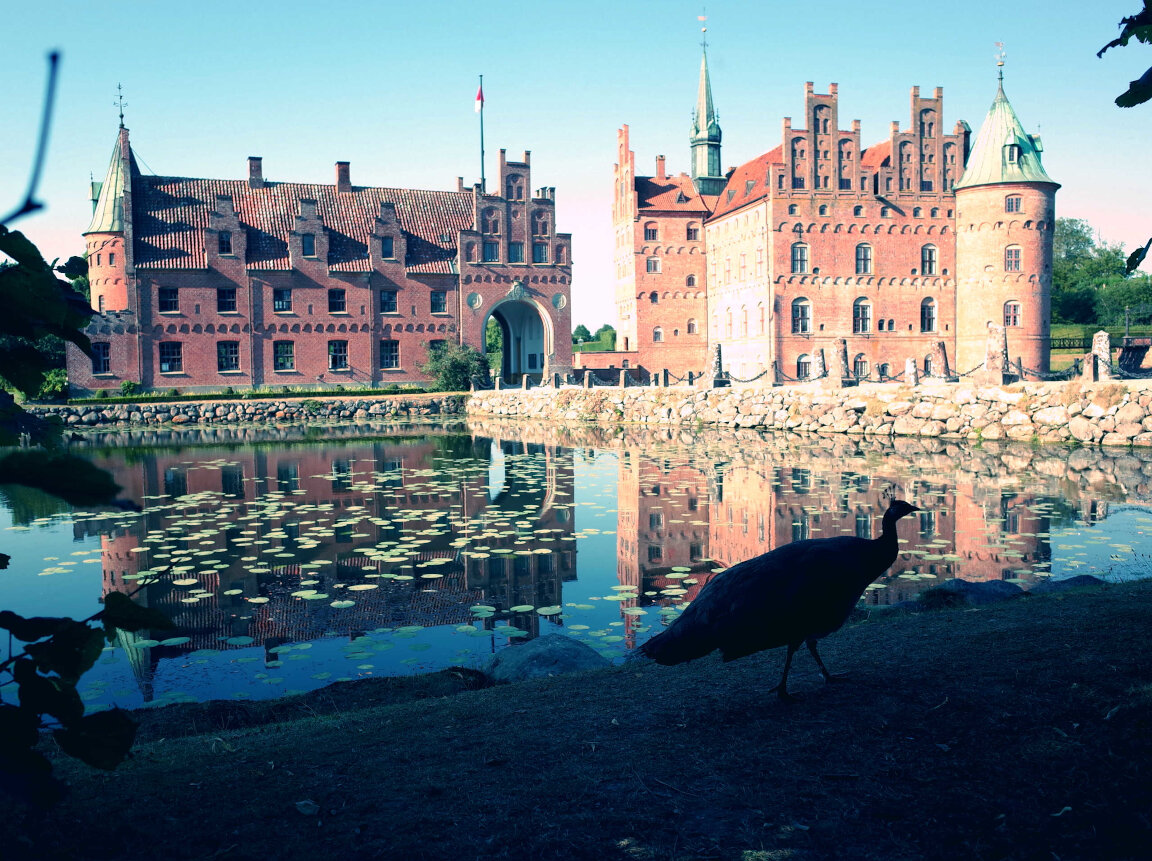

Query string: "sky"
[[3, 0, 1150, 329]]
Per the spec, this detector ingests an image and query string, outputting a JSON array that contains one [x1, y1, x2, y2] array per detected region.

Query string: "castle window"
[[855, 243, 873, 275], [725, 309, 733, 338], [790, 243, 809, 274], [482, 241, 499, 262], [921, 244, 938, 276], [328, 289, 346, 314], [930, 207, 939, 218], [686, 223, 700, 241], [301, 233, 316, 257], [532, 242, 549, 263], [217, 288, 237, 313], [877, 362, 890, 380], [740, 254, 747, 280], [380, 290, 398, 313], [792, 177, 805, 189], [740, 307, 748, 337], [381, 236, 395, 258], [1005, 144, 1021, 164], [158, 342, 183, 374], [920, 179, 934, 192], [1005, 195, 1022, 213], [505, 178, 523, 200], [852, 298, 872, 334], [98, 295, 105, 313], [880, 206, 890, 218], [853, 205, 864, 217], [273, 288, 292, 313], [508, 242, 524, 263], [913, 207, 922, 218], [687, 318, 698, 334], [532, 212, 550, 235], [818, 205, 829, 216], [685, 274, 696, 288], [646, 257, 661, 274], [796, 354, 811, 380], [756, 248, 763, 277], [1004, 245, 1022, 272], [108, 252, 115, 267], [482, 210, 499, 234], [380, 340, 400, 369], [1004, 301, 1021, 327], [431, 291, 447, 314], [788, 204, 798, 215], [853, 354, 869, 379], [465, 242, 477, 263], [218, 231, 232, 255], [649, 291, 658, 304], [920, 297, 937, 332], [644, 223, 658, 241], [556, 245, 567, 264], [273, 341, 295, 371], [91, 342, 110, 375], [217, 341, 240, 372], [791, 298, 812, 334], [653, 327, 664, 343], [328, 340, 349, 370], [158, 287, 179, 313]]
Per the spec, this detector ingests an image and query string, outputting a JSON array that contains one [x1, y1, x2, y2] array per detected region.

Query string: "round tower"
[[953, 74, 1059, 376], [85, 125, 133, 314]]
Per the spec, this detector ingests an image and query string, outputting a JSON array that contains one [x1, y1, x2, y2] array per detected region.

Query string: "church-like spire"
[[953, 70, 1057, 191], [690, 27, 725, 195]]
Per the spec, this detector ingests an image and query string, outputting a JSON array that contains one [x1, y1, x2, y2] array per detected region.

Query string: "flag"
[[475, 83, 484, 113]]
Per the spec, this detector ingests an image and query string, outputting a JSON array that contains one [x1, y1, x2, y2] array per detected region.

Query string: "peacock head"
[[884, 499, 921, 521]]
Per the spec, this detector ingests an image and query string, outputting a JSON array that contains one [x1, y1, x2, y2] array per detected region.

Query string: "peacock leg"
[[807, 638, 849, 683], [770, 642, 801, 702]]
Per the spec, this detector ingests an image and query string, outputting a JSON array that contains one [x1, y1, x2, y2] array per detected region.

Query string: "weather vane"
[[698, 9, 707, 51], [994, 42, 1006, 80], [114, 82, 127, 128]]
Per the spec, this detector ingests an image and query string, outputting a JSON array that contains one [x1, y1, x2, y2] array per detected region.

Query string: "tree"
[[572, 324, 591, 343], [419, 341, 490, 391], [485, 318, 503, 371], [594, 323, 617, 350], [1051, 218, 1129, 324]]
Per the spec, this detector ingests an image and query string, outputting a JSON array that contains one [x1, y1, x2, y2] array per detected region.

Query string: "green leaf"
[[24, 622, 105, 683], [13, 659, 83, 724], [53, 708, 137, 770], [101, 591, 175, 634], [0, 451, 122, 507], [1126, 239, 1151, 274], [0, 609, 73, 642]]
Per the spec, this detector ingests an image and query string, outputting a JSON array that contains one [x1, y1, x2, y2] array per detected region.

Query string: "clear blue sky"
[[3, 0, 1149, 330]]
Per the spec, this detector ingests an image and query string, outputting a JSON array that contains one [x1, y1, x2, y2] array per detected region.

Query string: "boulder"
[[920, 578, 1024, 609], [485, 634, 610, 683], [1029, 574, 1107, 595]]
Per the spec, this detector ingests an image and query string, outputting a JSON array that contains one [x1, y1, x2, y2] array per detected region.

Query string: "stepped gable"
[[131, 176, 474, 274]]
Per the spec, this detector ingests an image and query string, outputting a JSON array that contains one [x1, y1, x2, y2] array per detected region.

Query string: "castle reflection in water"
[[79, 421, 1140, 700]]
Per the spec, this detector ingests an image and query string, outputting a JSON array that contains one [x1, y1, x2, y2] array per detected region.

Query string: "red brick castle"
[[71, 126, 573, 394], [605, 48, 1058, 383]]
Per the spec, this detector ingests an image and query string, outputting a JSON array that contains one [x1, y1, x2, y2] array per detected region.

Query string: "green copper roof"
[[953, 76, 1057, 190], [691, 47, 721, 142], [85, 139, 126, 233]]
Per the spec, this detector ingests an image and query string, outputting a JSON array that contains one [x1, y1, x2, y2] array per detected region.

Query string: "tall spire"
[[690, 18, 725, 195]]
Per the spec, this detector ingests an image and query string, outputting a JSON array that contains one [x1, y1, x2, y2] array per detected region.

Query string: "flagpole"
[[478, 74, 486, 193]]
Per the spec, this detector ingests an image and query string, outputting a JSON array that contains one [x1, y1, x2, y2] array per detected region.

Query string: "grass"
[[6, 581, 1152, 861]]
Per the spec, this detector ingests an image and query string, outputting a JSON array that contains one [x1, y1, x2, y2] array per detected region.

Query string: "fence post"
[[905, 357, 920, 386]]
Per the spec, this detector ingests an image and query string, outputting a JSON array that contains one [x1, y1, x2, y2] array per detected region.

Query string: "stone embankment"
[[468, 380, 1152, 446], [33, 394, 468, 428]]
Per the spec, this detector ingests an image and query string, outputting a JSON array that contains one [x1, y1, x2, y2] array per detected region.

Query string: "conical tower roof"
[[86, 140, 126, 234], [691, 47, 721, 142], [954, 75, 1058, 191]]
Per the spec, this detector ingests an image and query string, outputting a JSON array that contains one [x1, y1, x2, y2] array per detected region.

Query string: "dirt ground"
[[5, 581, 1151, 861]]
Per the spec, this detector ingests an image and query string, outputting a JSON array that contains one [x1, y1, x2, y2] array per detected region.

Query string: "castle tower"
[[690, 45, 725, 195], [85, 125, 136, 314], [953, 72, 1058, 375]]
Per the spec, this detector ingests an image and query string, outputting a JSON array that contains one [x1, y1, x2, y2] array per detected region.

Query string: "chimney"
[[656, 155, 666, 181], [336, 161, 351, 193], [248, 156, 264, 189]]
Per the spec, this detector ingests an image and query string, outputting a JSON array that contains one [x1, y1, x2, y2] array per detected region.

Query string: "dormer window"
[[301, 233, 316, 257], [1005, 144, 1021, 164], [381, 236, 395, 258]]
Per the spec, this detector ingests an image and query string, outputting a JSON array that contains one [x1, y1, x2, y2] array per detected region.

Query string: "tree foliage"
[[419, 341, 490, 391], [593, 324, 617, 350], [572, 324, 591, 343], [1049, 218, 1152, 325]]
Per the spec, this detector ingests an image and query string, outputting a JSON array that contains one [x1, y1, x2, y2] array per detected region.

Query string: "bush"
[[35, 368, 68, 401], [419, 342, 489, 392], [118, 380, 139, 396]]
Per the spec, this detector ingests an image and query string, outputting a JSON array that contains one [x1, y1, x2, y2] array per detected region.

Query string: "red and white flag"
[[475, 83, 485, 113]]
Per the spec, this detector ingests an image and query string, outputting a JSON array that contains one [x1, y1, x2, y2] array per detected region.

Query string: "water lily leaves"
[[536, 606, 562, 616]]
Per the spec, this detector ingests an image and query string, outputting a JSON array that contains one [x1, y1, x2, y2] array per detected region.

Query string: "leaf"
[[1126, 238, 1152, 274], [1115, 65, 1152, 107], [24, 621, 105, 683], [0, 703, 41, 751], [0, 609, 73, 642], [101, 590, 175, 634], [0, 451, 122, 507], [13, 659, 83, 724], [53, 708, 137, 770]]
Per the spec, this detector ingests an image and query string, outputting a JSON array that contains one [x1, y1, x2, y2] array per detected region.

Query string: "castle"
[[600, 48, 1059, 383], [69, 126, 573, 395]]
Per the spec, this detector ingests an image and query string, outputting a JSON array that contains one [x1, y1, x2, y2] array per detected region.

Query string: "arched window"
[[531, 211, 550, 235], [788, 204, 798, 215], [464, 242, 476, 263], [921, 244, 938, 276], [855, 243, 873, 275], [686, 318, 698, 335], [852, 297, 872, 334], [877, 362, 890, 380], [930, 207, 939, 218], [481, 209, 499, 234], [653, 327, 664, 343], [686, 222, 700, 241], [920, 297, 937, 332], [790, 243, 809, 274], [924, 355, 934, 376], [646, 257, 661, 274], [913, 207, 922, 218], [818, 204, 829, 216], [853, 354, 869, 379], [1005, 195, 1022, 213], [643, 221, 659, 241], [505, 178, 523, 199], [685, 274, 696, 288], [796, 354, 812, 380], [1004, 301, 1021, 327], [649, 291, 658, 304], [853, 205, 864, 217], [880, 206, 890, 217], [1004, 245, 1022, 271], [791, 298, 812, 334]]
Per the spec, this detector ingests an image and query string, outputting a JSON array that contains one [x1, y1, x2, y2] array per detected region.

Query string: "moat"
[[2, 419, 1150, 710]]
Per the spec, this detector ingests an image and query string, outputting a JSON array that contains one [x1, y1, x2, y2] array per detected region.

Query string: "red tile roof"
[[132, 176, 474, 274], [709, 145, 782, 219], [635, 173, 712, 214], [860, 140, 892, 167]]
